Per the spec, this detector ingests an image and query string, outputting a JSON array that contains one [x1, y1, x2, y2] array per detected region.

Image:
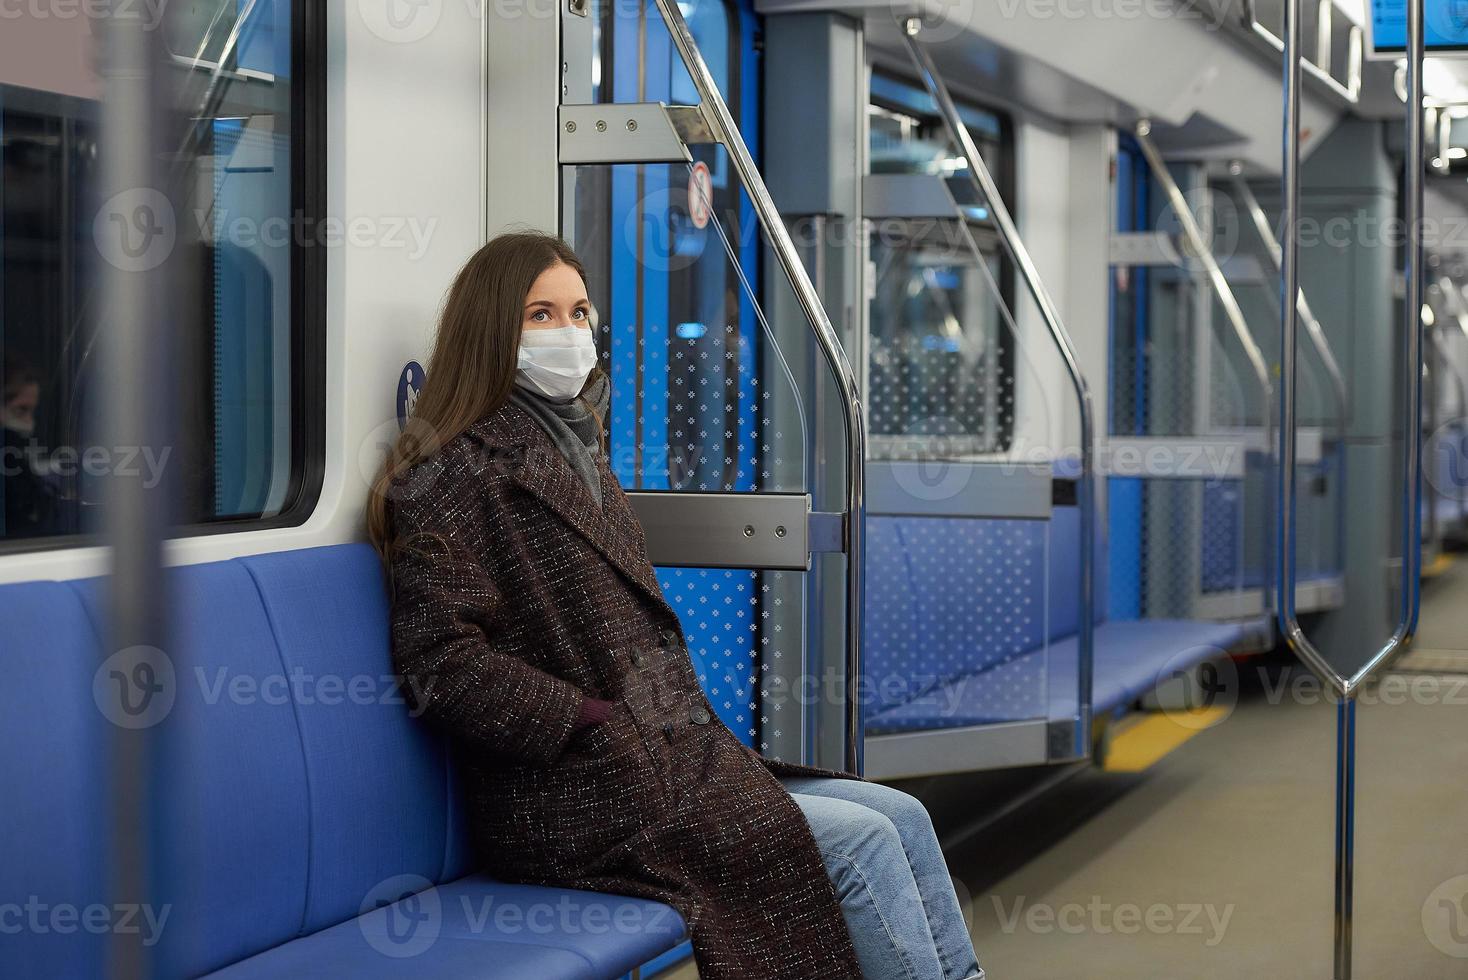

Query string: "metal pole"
[[98, 2, 179, 976], [901, 22, 1095, 753], [1334, 695, 1357, 978], [649, 0, 868, 774], [1281, 1, 1423, 975]]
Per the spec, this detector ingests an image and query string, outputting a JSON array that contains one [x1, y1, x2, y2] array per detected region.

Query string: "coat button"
[[660, 628, 679, 646], [631, 650, 648, 668], [690, 705, 711, 725]]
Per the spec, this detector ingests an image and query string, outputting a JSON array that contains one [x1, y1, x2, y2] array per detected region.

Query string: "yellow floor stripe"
[[1422, 552, 1456, 579], [1102, 707, 1228, 773]]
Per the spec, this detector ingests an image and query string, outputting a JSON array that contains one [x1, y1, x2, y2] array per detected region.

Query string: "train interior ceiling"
[[5, 0, 1468, 976]]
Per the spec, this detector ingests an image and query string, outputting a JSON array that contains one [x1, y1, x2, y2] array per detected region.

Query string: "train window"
[[1, 0, 324, 548], [866, 74, 1017, 458]]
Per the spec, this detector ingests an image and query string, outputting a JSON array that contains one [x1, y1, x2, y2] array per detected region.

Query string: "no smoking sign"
[[687, 161, 712, 229]]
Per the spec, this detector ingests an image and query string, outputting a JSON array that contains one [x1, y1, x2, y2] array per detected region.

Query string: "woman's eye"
[[573, 308, 587, 320], [530, 310, 549, 322]]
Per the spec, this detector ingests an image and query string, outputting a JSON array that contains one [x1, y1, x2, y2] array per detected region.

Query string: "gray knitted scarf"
[[508, 370, 611, 507]]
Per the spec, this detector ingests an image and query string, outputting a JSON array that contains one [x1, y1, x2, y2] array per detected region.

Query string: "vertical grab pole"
[[902, 22, 1096, 753], [1282, 2, 1422, 977], [649, 0, 868, 774]]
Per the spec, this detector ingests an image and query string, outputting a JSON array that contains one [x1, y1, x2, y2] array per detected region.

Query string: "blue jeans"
[[780, 776, 983, 980]]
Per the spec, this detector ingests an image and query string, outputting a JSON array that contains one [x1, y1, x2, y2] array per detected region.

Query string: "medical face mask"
[[1, 408, 33, 438], [515, 325, 598, 401]]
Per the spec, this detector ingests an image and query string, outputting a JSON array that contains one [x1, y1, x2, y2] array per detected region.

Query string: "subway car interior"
[[5, 0, 1468, 976]]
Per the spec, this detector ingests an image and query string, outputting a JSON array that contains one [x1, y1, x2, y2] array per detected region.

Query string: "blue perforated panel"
[[864, 515, 1050, 729], [1200, 478, 1243, 594], [655, 567, 758, 746]]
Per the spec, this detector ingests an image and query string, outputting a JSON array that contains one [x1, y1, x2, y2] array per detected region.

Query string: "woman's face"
[[522, 261, 592, 335]]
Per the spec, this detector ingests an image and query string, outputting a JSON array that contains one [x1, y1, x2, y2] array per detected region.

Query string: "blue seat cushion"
[[239, 544, 454, 934], [68, 563, 315, 979], [202, 874, 687, 979], [867, 619, 1248, 733], [0, 581, 108, 980]]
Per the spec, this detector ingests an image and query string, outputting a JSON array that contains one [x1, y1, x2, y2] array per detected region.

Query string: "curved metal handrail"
[[1281, 0, 1423, 975], [902, 21, 1097, 756], [650, 0, 869, 775], [1134, 123, 1277, 618], [1230, 172, 1349, 448]]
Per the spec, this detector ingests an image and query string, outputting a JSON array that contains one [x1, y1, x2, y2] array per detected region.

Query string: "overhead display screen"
[[1369, 0, 1468, 57]]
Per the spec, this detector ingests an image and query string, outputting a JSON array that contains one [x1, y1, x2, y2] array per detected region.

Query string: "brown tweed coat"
[[388, 400, 869, 979]]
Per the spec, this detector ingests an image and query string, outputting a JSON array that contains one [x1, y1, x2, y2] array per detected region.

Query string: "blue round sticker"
[[397, 361, 424, 430]]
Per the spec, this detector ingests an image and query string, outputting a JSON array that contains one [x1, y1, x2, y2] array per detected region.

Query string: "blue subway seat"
[[206, 875, 684, 980], [0, 543, 685, 979], [867, 619, 1247, 733], [0, 581, 109, 980], [865, 506, 1249, 737]]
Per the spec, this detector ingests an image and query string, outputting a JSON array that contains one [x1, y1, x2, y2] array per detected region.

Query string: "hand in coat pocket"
[[564, 697, 629, 758]]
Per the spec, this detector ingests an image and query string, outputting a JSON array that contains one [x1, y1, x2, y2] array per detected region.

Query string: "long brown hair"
[[365, 231, 606, 581]]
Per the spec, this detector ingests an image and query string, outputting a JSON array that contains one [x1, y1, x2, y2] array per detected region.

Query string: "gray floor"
[[656, 566, 1468, 979]]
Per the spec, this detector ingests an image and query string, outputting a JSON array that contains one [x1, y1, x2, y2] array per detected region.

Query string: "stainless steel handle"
[[650, 0, 868, 775], [902, 22, 1097, 754], [1280, 0, 1422, 976]]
